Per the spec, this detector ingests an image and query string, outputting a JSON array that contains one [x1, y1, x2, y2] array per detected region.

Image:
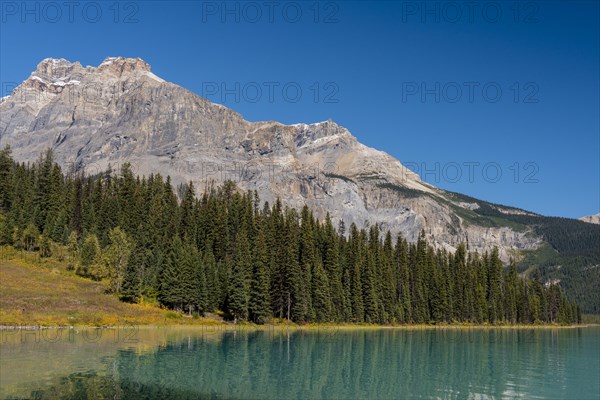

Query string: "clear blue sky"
[[1, 1, 598, 218]]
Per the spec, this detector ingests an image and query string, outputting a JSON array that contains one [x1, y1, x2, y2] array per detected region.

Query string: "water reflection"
[[1, 327, 598, 399]]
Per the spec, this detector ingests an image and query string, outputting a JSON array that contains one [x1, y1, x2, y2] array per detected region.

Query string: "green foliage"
[[0, 150, 584, 324], [39, 234, 52, 258], [66, 231, 79, 270], [376, 182, 426, 198], [324, 173, 354, 184], [103, 227, 134, 294], [445, 191, 600, 312], [227, 231, 250, 321], [0, 146, 14, 212], [249, 226, 271, 324], [159, 236, 186, 310], [22, 223, 40, 251], [312, 259, 332, 322], [79, 233, 101, 278], [120, 244, 143, 303]]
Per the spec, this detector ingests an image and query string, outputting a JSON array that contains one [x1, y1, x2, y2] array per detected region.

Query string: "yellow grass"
[[0, 246, 593, 329], [0, 247, 222, 327]]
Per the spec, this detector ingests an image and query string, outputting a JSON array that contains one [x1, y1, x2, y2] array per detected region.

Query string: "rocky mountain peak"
[[33, 58, 85, 84], [0, 56, 547, 260], [579, 213, 600, 225], [29, 57, 154, 86], [96, 56, 152, 76], [291, 120, 351, 147]]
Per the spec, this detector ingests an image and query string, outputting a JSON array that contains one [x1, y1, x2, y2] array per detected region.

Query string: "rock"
[[0, 57, 542, 260], [579, 213, 600, 225]]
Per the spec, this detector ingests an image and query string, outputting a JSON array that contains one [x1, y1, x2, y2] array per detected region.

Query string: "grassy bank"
[[0, 248, 222, 327], [0, 247, 593, 329]]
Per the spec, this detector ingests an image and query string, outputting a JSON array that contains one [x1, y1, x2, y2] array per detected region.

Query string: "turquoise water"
[[1, 326, 598, 399]]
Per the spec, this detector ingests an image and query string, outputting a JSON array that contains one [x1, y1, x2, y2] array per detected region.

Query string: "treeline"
[[449, 191, 600, 313], [450, 191, 600, 258], [0, 148, 580, 324]]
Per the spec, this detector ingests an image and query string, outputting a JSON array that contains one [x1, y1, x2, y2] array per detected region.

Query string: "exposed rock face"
[[579, 213, 600, 225], [0, 57, 542, 259]]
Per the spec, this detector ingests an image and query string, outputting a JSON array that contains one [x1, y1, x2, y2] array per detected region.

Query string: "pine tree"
[[79, 233, 100, 277], [121, 245, 142, 303], [412, 231, 429, 323], [0, 150, 586, 326], [181, 242, 205, 314], [487, 248, 504, 323], [532, 270, 546, 323], [312, 259, 332, 322], [44, 164, 64, 242], [285, 210, 307, 322], [429, 249, 448, 322], [160, 236, 186, 310], [0, 146, 13, 212], [363, 248, 380, 323], [70, 175, 83, 237], [505, 259, 518, 323], [249, 225, 271, 324], [380, 231, 396, 322], [228, 231, 250, 322], [349, 224, 364, 323], [195, 254, 208, 314], [299, 205, 316, 320], [33, 149, 54, 232], [202, 241, 219, 312], [323, 213, 343, 321], [395, 235, 411, 323], [452, 243, 467, 321], [179, 182, 197, 241], [66, 231, 79, 271], [269, 199, 286, 319]]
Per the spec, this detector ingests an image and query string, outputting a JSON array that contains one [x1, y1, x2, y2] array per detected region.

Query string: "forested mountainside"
[[0, 148, 580, 324], [1, 57, 598, 313], [445, 191, 600, 314], [0, 57, 564, 260]]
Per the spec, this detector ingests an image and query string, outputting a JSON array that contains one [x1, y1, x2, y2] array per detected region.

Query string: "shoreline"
[[1, 322, 597, 331]]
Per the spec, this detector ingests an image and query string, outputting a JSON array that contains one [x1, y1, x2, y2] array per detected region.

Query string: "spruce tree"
[[0, 151, 585, 326], [505, 259, 518, 323], [487, 248, 504, 323], [202, 241, 219, 312], [323, 213, 343, 321], [227, 231, 250, 322], [160, 236, 186, 310], [395, 235, 411, 323], [380, 231, 396, 322], [79, 233, 100, 277], [299, 205, 316, 320], [349, 224, 364, 323], [285, 210, 307, 322], [121, 246, 142, 303], [412, 232, 429, 323], [312, 259, 332, 322], [0, 146, 13, 212], [363, 249, 380, 323], [249, 226, 271, 324]]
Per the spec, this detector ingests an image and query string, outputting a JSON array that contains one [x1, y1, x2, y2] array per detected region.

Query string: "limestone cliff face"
[[0, 57, 541, 259], [579, 214, 600, 225]]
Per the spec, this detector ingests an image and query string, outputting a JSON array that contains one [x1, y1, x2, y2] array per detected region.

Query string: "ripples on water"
[[0, 327, 598, 399]]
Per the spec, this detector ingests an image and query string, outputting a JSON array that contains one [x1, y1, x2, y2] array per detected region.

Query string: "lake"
[[1, 326, 598, 399]]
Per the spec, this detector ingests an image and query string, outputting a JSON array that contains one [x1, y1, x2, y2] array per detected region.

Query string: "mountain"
[[579, 214, 600, 225], [1, 57, 598, 312], [0, 57, 539, 256]]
